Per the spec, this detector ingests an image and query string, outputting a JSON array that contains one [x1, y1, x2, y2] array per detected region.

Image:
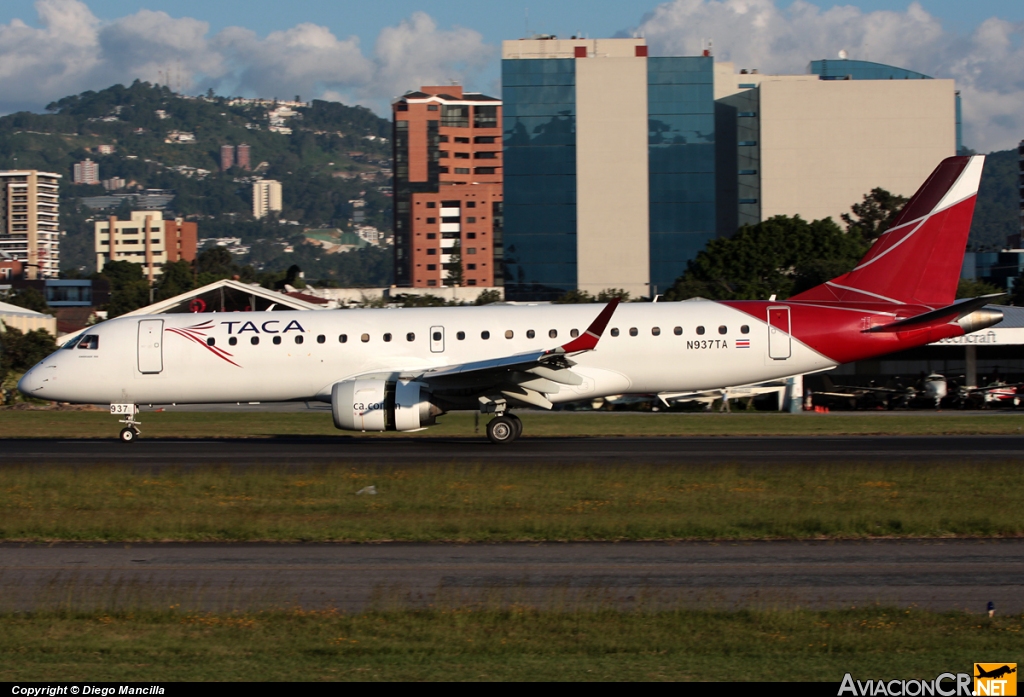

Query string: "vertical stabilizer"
[[791, 156, 984, 307]]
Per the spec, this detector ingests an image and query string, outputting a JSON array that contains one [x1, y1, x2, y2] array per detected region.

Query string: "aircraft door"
[[429, 326, 445, 353], [137, 319, 164, 374], [767, 307, 791, 360]]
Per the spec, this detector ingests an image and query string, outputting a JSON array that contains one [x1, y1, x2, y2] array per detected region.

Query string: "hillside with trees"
[[0, 81, 394, 284]]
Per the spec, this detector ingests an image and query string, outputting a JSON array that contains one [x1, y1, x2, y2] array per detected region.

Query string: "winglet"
[[550, 299, 620, 355]]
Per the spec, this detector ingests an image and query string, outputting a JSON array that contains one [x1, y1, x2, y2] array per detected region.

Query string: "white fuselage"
[[21, 302, 836, 406]]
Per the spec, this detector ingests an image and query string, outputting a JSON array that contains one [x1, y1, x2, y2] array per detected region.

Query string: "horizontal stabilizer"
[[866, 294, 1005, 333]]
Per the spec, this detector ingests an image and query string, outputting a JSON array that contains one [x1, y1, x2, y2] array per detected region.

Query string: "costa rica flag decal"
[[736, 339, 750, 348]]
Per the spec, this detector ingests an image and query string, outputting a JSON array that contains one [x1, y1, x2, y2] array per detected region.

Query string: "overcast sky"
[[0, 0, 1020, 151]]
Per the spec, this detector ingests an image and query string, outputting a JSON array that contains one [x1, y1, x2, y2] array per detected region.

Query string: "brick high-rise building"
[[392, 86, 502, 288], [220, 145, 235, 172], [94, 211, 197, 280], [0, 170, 61, 279], [236, 143, 251, 171]]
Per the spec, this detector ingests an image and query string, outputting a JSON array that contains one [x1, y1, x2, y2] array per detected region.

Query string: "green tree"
[[664, 215, 869, 302], [96, 260, 144, 291], [553, 289, 596, 304], [2, 288, 50, 314], [445, 242, 463, 287], [957, 278, 1005, 301], [474, 289, 502, 305], [106, 280, 150, 318], [154, 260, 195, 301], [842, 188, 908, 242], [597, 288, 631, 302], [196, 246, 239, 279], [0, 325, 58, 384]]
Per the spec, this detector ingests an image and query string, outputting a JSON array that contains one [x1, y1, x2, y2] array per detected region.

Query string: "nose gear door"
[[137, 319, 164, 373]]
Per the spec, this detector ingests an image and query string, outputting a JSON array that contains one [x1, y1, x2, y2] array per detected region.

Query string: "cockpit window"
[[63, 335, 83, 349], [78, 335, 99, 350]]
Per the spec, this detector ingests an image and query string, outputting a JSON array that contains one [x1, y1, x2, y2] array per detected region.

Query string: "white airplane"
[[19, 156, 1004, 444]]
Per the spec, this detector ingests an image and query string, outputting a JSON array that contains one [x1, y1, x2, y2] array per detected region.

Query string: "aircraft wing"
[[400, 300, 620, 410]]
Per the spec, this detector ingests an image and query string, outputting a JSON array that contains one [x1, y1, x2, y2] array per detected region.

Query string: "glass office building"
[[502, 39, 716, 300]]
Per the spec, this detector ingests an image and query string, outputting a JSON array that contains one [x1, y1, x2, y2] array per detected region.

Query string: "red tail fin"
[[791, 156, 984, 307]]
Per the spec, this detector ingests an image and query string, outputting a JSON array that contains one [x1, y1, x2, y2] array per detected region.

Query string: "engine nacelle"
[[331, 379, 440, 432]]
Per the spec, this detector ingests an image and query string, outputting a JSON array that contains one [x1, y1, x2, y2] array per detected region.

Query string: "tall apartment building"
[[393, 86, 502, 288], [94, 211, 197, 279], [715, 59, 957, 231], [252, 179, 282, 219], [73, 159, 99, 185], [220, 145, 235, 172], [502, 38, 715, 300], [0, 170, 61, 279], [236, 143, 251, 170]]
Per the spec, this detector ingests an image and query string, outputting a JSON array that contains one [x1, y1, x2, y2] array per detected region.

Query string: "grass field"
[[0, 608, 1018, 681], [2, 461, 1022, 541], [1, 408, 1024, 439]]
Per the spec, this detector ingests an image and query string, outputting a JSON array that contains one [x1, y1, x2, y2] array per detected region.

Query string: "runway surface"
[[1, 541, 1018, 613], [1, 434, 1023, 466]]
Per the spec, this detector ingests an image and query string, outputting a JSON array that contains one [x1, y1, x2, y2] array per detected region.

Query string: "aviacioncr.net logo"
[[839, 673, 973, 696]]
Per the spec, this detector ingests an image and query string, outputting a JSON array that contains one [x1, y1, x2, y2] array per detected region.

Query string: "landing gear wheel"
[[487, 415, 519, 445], [507, 413, 523, 439], [119, 427, 138, 443]]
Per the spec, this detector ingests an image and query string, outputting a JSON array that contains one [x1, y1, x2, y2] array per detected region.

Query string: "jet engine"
[[331, 379, 443, 432]]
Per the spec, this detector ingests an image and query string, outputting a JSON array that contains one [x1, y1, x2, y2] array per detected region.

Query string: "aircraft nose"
[[18, 364, 50, 398]]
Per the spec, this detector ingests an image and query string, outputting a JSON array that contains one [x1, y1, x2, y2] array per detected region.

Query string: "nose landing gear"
[[111, 403, 141, 443]]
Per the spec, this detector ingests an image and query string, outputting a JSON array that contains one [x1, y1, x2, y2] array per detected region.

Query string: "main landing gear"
[[487, 413, 522, 445], [111, 403, 141, 443]]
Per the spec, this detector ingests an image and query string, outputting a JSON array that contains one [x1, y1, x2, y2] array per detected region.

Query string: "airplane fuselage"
[[20, 299, 969, 407]]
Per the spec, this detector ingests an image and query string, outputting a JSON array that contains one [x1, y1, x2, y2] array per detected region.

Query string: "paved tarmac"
[[0, 434, 1022, 466], [1, 541, 1018, 613]]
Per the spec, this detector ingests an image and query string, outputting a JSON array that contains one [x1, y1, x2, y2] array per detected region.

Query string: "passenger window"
[[741, 325, 750, 334], [206, 337, 216, 346], [229, 337, 238, 346], [78, 335, 99, 350], [317, 334, 326, 344], [457, 331, 466, 340], [407, 333, 415, 342], [570, 329, 579, 338], [718, 326, 727, 335], [696, 326, 705, 335], [361, 333, 370, 343], [651, 327, 660, 336], [481, 331, 490, 340], [339, 334, 348, 343], [674, 327, 682, 336], [527, 330, 535, 339], [629, 327, 638, 337], [273, 336, 281, 345], [432, 331, 442, 341], [610, 328, 619, 337], [383, 333, 392, 343], [250, 337, 259, 346], [295, 335, 304, 345], [505, 330, 514, 339], [548, 329, 557, 339]]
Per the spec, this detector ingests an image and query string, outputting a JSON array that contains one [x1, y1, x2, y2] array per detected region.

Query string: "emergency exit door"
[[429, 326, 445, 353], [137, 319, 164, 373], [767, 307, 791, 360]]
